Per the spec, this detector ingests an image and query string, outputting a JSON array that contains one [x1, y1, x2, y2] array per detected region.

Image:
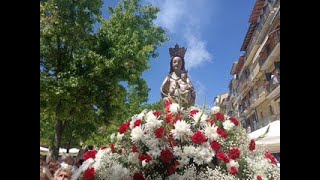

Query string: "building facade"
[[226, 0, 280, 133]]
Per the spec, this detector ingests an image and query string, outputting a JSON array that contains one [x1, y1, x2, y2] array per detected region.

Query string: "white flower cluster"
[[77, 104, 280, 179]]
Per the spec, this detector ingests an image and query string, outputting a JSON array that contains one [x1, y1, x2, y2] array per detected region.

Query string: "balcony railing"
[[258, 29, 280, 67]]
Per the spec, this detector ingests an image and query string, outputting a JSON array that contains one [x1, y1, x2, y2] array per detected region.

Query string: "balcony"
[[251, 86, 267, 108], [266, 81, 280, 100], [259, 30, 280, 71]]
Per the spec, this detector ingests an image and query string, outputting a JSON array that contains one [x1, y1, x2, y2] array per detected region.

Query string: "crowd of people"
[[40, 149, 85, 180]]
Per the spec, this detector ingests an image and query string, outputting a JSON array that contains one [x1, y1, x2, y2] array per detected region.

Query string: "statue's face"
[[172, 57, 182, 70]]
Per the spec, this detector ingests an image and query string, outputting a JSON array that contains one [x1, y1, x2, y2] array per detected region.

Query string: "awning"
[[40, 146, 79, 156], [248, 120, 280, 153]]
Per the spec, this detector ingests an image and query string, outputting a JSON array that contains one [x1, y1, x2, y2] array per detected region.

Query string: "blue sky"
[[101, 0, 255, 107]]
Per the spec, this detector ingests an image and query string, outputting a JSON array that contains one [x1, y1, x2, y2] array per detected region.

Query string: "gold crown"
[[169, 44, 187, 59]]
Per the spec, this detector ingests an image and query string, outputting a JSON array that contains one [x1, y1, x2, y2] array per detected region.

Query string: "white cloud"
[[147, 0, 214, 70]]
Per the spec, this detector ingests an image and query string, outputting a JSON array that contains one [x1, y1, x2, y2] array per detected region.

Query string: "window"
[[260, 111, 264, 119]]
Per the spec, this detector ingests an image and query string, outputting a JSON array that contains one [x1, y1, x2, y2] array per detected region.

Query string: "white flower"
[[128, 152, 140, 165], [142, 160, 148, 167], [148, 148, 161, 158], [226, 160, 239, 170], [192, 111, 208, 125], [171, 120, 193, 142], [183, 146, 196, 158], [131, 126, 144, 143], [117, 132, 124, 141], [204, 125, 219, 141], [169, 103, 180, 114], [211, 106, 220, 114], [173, 146, 183, 157], [145, 111, 162, 130], [109, 164, 130, 180], [223, 120, 235, 131]]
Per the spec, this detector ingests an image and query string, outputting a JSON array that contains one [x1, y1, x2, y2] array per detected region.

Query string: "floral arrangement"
[[75, 100, 280, 180]]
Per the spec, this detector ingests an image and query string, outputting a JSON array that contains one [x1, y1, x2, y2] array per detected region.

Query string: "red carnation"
[[153, 111, 161, 118], [155, 127, 165, 139], [138, 154, 152, 163], [192, 131, 207, 144], [134, 120, 142, 127], [110, 144, 115, 152], [83, 167, 95, 180], [228, 148, 241, 160], [133, 173, 145, 180], [208, 118, 215, 125], [229, 166, 238, 175], [167, 164, 177, 175], [190, 110, 199, 117], [257, 176, 263, 180], [161, 149, 174, 164], [229, 117, 239, 126], [217, 152, 226, 160], [210, 141, 221, 152], [265, 151, 277, 165], [132, 145, 138, 153], [100, 146, 107, 150], [119, 122, 130, 134], [215, 113, 225, 121], [223, 156, 230, 163], [249, 139, 256, 151], [165, 116, 173, 123], [217, 127, 229, 138], [83, 150, 98, 161]]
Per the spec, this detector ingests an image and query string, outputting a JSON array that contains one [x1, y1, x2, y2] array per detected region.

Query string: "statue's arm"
[[161, 76, 170, 97]]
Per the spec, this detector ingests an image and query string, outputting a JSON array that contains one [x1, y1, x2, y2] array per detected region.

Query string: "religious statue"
[[160, 44, 196, 107]]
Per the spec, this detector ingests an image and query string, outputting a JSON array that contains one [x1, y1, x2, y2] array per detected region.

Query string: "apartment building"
[[227, 0, 280, 133]]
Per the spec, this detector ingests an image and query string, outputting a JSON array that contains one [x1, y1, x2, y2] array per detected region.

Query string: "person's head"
[[62, 155, 75, 166], [47, 160, 61, 176], [54, 166, 73, 180], [170, 56, 186, 73]]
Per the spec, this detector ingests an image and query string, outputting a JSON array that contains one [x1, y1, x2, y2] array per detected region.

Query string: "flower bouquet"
[[74, 100, 280, 180]]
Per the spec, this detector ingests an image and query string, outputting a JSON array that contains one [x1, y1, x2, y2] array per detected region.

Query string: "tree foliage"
[[40, 0, 168, 160]]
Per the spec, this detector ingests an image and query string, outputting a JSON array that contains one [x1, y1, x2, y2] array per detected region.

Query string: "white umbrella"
[[249, 120, 280, 153]]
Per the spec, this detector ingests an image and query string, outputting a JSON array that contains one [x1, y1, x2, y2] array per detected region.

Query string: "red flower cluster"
[[228, 148, 240, 160], [153, 111, 161, 118], [192, 131, 207, 144], [138, 154, 152, 163], [119, 122, 130, 134], [210, 140, 221, 152], [215, 113, 225, 121], [265, 151, 278, 165], [249, 139, 256, 151], [165, 116, 172, 123], [190, 110, 199, 117], [161, 149, 174, 164], [229, 166, 238, 175], [217, 152, 230, 163], [155, 127, 165, 138], [110, 144, 115, 152], [134, 120, 142, 127], [83, 150, 98, 161], [257, 176, 263, 180], [133, 173, 145, 180], [217, 127, 228, 138], [167, 161, 179, 175], [100, 146, 107, 150], [229, 117, 239, 126], [83, 167, 95, 180], [132, 145, 138, 153]]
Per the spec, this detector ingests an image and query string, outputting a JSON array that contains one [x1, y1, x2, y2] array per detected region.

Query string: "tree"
[[40, 0, 168, 160]]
